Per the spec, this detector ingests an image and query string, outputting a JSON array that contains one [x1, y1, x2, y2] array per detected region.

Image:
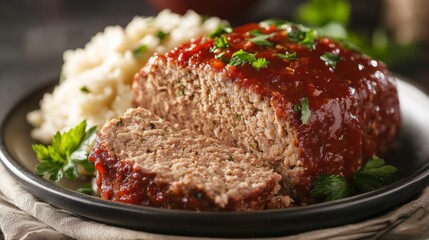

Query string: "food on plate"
[[31, 14, 400, 208], [26, 10, 224, 143], [133, 20, 400, 202], [89, 108, 285, 211]]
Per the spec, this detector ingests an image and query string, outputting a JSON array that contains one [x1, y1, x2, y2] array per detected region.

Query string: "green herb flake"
[[288, 27, 316, 49], [320, 52, 341, 68], [310, 156, 398, 202], [133, 44, 147, 59], [248, 30, 275, 47], [210, 35, 229, 52], [229, 49, 256, 66], [156, 30, 169, 42], [252, 58, 270, 70], [33, 120, 97, 182], [208, 25, 232, 38], [275, 52, 297, 60], [293, 98, 311, 124], [196, 192, 204, 199], [228, 49, 270, 70], [116, 117, 123, 126], [178, 85, 185, 96], [80, 86, 90, 94], [214, 52, 228, 62], [334, 38, 362, 52], [76, 183, 92, 195], [353, 156, 398, 193], [310, 174, 350, 201], [149, 122, 155, 129]]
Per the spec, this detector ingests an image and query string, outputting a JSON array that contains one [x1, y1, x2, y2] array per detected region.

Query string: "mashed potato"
[[27, 10, 224, 143]]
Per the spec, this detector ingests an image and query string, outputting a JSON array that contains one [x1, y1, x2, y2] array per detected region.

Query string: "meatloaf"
[[133, 21, 400, 201], [89, 107, 283, 211]]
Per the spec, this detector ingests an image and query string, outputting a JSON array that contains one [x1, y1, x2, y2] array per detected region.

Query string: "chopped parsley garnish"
[[353, 156, 398, 193], [149, 122, 155, 129], [214, 52, 228, 62], [133, 44, 147, 58], [208, 25, 232, 38], [229, 49, 256, 66], [334, 37, 362, 52], [288, 27, 317, 49], [116, 117, 123, 126], [228, 49, 269, 70], [310, 174, 350, 201], [293, 97, 311, 124], [310, 156, 398, 202], [252, 57, 270, 70], [248, 30, 275, 47], [178, 85, 185, 96], [33, 120, 97, 182], [275, 52, 297, 60], [210, 35, 229, 52], [320, 52, 341, 68], [76, 183, 92, 195], [80, 86, 90, 94], [156, 30, 169, 42]]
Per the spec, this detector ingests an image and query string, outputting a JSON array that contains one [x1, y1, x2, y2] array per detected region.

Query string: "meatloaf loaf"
[[89, 107, 283, 211], [133, 21, 400, 201]]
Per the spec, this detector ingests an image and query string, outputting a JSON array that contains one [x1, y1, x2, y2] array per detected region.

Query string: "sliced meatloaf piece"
[[133, 22, 400, 201], [89, 107, 282, 211]]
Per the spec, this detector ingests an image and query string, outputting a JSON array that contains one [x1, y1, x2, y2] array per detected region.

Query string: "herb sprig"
[[293, 97, 312, 124], [310, 156, 398, 202], [33, 120, 97, 182]]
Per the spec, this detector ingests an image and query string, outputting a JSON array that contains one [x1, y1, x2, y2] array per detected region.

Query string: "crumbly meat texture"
[[133, 23, 400, 201], [89, 108, 283, 211]]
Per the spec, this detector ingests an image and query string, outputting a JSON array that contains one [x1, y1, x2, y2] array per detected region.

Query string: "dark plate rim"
[[1, 78, 429, 238]]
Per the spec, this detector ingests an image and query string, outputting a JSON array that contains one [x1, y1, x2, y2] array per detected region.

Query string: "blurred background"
[[1, 0, 429, 120]]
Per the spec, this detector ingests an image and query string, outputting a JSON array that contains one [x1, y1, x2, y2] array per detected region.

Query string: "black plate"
[[1, 78, 429, 238]]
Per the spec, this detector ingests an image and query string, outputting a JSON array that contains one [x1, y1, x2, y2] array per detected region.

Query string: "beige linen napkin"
[[1, 162, 428, 240]]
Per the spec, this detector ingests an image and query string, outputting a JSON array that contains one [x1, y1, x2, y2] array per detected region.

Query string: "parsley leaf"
[[248, 30, 275, 47], [156, 30, 169, 42], [354, 156, 398, 193], [288, 27, 317, 49], [334, 37, 362, 52], [310, 174, 350, 201], [275, 52, 297, 60], [214, 52, 228, 62], [33, 120, 97, 182], [210, 35, 229, 52], [80, 86, 90, 94], [229, 49, 269, 70], [310, 156, 398, 202], [320, 52, 341, 68], [252, 58, 270, 70], [208, 25, 232, 38], [293, 97, 311, 124], [229, 49, 256, 66], [133, 44, 147, 59]]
